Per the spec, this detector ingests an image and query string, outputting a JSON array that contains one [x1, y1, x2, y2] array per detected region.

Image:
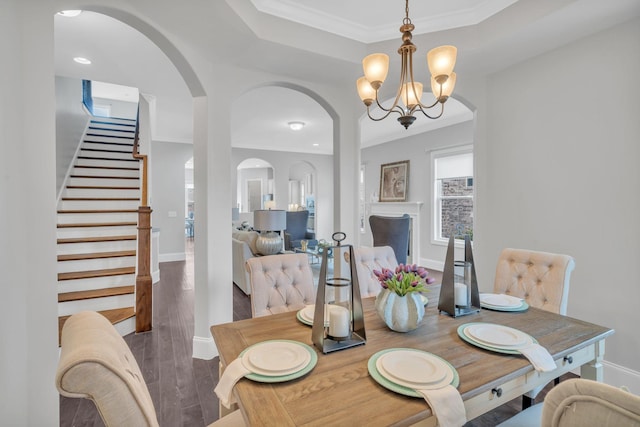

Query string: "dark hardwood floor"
[[60, 241, 574, 426]]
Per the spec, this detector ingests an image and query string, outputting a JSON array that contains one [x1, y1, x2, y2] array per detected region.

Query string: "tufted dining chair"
[[56, 310, 245, 427], [353, 246, 399, 298], [497, 378, 640, 427], [245, 253, 316, 317], [494, 247, 576, 409]]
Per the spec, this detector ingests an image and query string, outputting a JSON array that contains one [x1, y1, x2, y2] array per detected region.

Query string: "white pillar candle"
[[455, 283, 468, 306], [328, 305, 350, 338]]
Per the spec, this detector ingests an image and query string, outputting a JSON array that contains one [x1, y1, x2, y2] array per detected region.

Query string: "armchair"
[[284, 210, 317, 250]]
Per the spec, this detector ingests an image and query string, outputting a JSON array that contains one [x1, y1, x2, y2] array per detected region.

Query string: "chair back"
[[353, 246, 398, 298], [542, 378, 640, 426], [246, 253, 316, 317], [369, 214, 410, 264], [56, 311, 159, 427], [494, 248, 575, 315], [285, 210, 309, 241]]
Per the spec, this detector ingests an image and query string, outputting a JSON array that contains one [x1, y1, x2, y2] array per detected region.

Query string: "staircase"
[[57, 117, 140, 342]]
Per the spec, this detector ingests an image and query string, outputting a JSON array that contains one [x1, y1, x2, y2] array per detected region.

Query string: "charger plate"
[[239, 340, 317, 383], [368, 348, 459, 398], [457, 323, 537, 355]]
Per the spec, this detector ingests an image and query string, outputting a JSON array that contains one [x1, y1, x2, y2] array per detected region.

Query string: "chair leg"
[[554, 377, 560, 386], [522, 395, 534, 410]]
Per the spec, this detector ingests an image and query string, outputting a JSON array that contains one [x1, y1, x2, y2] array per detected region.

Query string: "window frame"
[[430, 144, 474, 247]]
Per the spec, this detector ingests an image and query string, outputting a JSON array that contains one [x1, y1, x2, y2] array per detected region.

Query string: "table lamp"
[[253, 209, 286, 255]]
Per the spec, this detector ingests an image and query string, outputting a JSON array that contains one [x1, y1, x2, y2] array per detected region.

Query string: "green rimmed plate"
[[239, 340, 318, 383], [367, 348, 460, 398], [457, 323, 538, 355]]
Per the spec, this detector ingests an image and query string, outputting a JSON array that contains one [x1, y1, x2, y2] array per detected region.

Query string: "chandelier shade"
[[356, 0, 458, 129]]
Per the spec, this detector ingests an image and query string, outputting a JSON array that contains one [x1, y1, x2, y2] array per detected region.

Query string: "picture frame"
[[379, 160, 409, 202]]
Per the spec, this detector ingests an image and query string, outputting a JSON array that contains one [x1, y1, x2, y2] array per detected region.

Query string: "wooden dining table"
[[210, 287, 613, 426]]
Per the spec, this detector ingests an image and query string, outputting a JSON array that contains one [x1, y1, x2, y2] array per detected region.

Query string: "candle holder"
[[438, 233, 481, 317], [312, 232, 366, 353]]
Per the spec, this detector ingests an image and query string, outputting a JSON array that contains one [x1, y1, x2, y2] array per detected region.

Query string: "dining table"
[[210, 286, 613, 426]]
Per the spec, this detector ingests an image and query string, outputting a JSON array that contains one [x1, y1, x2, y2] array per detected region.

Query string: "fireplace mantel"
[[369, 202, 423, 263]]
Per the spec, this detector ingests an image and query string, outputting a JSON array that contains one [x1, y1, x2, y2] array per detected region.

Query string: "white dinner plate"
[[375, 349, 453, 390], [242, 340, 311, 376], [480, 293, 523, 308], [464, 323, 529, 348], [301, 305, 316, 322]]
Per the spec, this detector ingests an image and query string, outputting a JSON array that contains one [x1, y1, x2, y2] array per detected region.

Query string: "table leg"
[[580, 339, 605, 381]]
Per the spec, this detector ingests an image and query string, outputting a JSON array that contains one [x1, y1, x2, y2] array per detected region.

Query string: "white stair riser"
[[67, 177, 139, 187], [57, 256, 136, 273], [57, 226, 138, 239], [58, 294, 135, 316], [71, 166, 139, 178], [64, 188, 140, 198], [81, 142, 133, 152], [59, 199, 140, 210], [58, 274, 135, 293], [90, 118, 136, 126], [86, 128, 136, 138], [76, 158, 139, 169], [79, 150, 134, 161], [57, 240, 136, 255], [57, 212, 138, 224]]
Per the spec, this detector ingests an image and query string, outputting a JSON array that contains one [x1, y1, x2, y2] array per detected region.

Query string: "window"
[[431, 145, 473, 244]]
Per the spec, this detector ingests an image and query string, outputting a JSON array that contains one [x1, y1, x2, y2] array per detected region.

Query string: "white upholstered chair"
[[245, 253, 316, 317], [497, 378, 640, 427], [494, 248, 576, 408], [353, 246, 399, 298], [56, 311, 245, 427], [494, 248, 575, 315]]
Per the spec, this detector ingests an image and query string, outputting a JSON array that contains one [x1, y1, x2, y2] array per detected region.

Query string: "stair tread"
[[61, 197, 140, 201], [59, 307, 135, 345], [58, 285, 135, 302], [65, 185, 140, 189], [58, 235, 137, 244], [78, 156, 138, 162], [69, 175, 139, 180], [58, 250, 136, 261], [57, 222, 137, 228], [73, 165, 139, 171], [85, 133, 134, 140], [58, 209, 138, 214], [58, 266, 136, 281]]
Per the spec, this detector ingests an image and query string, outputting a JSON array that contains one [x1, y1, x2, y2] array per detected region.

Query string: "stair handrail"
[[132, 108, 148, 207], [132, 106, 152, 333]]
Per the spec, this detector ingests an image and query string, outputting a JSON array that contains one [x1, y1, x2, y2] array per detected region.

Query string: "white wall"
[[93, 96, 138, 119], [361, 120, 474, 268], [151, 140, 193, 261], [481, 18, 640, 387], [56, 76, 89, 193]]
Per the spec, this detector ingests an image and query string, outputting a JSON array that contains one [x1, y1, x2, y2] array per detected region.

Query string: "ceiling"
[[54, 0, 640, 154]]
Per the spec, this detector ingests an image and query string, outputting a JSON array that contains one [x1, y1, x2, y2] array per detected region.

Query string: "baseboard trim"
[[603, 360, 640, 393], [152, 269, 160, 284], [193, 335, 218, 360], [159, 252, 186, 263]]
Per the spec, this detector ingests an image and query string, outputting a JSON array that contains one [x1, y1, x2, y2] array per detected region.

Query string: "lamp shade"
[[431, 72, 456, 101], [427, 45, 457, 78], [401, 82, 423, 108], [253, 209, 286, 231], [362, 53, 389, 89], [356, 77, 376, 104]]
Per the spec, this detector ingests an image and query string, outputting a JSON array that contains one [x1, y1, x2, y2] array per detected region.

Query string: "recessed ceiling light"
[[288, 121, 305, 131], [73, 57, 92, 65], [57, 10, 82, 17], [313, 143, 319, 146]]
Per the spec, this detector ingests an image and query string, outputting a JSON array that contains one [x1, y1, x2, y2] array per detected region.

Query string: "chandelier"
[[356, 0, 458, 129]]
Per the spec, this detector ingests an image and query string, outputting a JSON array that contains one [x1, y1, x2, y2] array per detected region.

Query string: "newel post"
[[136, 205, 153, 332]]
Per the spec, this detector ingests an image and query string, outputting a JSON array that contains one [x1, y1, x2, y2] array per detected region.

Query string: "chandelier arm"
[[366, 106, 403, 122], [414, 102, 445, 119]]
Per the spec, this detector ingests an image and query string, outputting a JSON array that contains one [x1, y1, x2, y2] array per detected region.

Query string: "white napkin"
[[415, 384, 467, 427], [214, 357, 251, 409], [518, 344, 557, 372]]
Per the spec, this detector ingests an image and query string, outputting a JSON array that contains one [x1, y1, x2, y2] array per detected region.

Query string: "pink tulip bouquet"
[[373, 264, 436, 297]]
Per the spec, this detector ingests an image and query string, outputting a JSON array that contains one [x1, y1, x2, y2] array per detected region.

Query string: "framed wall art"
[[379, 160, 409, 202]]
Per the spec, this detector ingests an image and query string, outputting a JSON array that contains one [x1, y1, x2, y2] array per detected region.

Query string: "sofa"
[[232, 230, 260, 295]]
